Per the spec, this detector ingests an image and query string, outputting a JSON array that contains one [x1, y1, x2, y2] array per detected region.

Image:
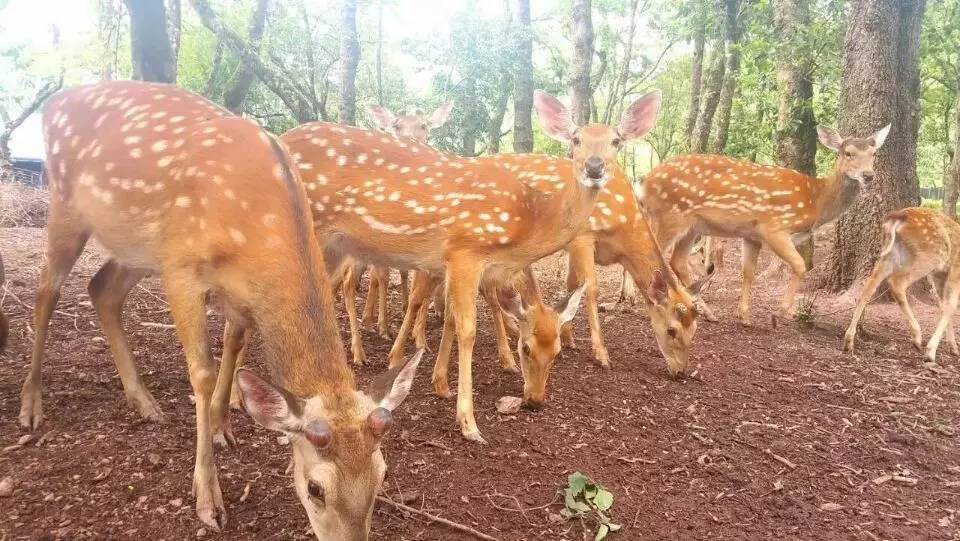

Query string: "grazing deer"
[[276, 89, 661, 442], [1, 253, 7, 351], [358, 102, 453, 341], [21, 81, 421, 538], [643, 124, 890, 326], [843, 207, 960, 362]]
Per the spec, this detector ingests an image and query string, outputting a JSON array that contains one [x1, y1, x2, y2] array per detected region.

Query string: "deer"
[[21, 81, 421, 539], [1, 252, 7, 350], [358, 102, 454, 340], [269, 88, 662, 443], [843, 207, 960, 362], [642, 124, 890, 327]]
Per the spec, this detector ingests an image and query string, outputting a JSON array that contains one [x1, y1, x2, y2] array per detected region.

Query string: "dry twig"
[[376, 495, 501, 541]]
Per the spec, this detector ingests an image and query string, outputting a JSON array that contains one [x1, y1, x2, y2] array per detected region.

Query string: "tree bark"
[[190, 0, 316, 123], [684, 5, 706, 148], [125, 0, 177, 83], [223, 0, 270, 114], [167, 0, 181, 65], [773, 0, 817, 176], [602, 0, 640, 125], [829, 0, 925, 290], [690, 34, 725, 153], [570, 0, 594, 126], [376, 0, 384, 105], [339, 0, 360, 125], [945, 95, 960, 217], [488, 72, 512, 154], [513, 0, 534, 153], [711, 0, 741, 154]]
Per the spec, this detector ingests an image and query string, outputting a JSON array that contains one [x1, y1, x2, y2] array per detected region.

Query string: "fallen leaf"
[[0, 477, 13, 497], [819, 502, 843, 512]]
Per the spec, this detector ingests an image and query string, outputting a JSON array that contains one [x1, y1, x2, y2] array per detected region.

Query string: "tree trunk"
[[829, 0, 925, 290], [462, 75, 478, 156], [125, 0, 177, 83], [945, 95, 960, 217], [339, 0, 360, 125], [513, 0, 534, 153], [376, 0, 384, 105], [223, 0, 270, 114], [602, 0, 640, 125], [570, 0, 594, 126], [711, 0, 741, 154], [690, 35, 725, 153], [167, 0, 181, 65], [684, 6, 706, 148], [488, 72, 512, 154], [773, 0, 818, 269]]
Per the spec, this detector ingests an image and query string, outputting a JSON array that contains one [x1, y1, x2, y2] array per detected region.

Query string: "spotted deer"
[[843, 207, 960, 362], [359, 102, 453, 339], [0, 253, 7, 350], [276, 88, 661, 442], [21, 81, 421, 539], [643, 124, 890, 326]]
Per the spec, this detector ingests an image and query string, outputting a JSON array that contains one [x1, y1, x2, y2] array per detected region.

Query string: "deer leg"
[[561, 251, 580, 349], [738, 239, 762, 326], [20, 215, 89, 430], [388, 272, 437, 367], [888, 268, 929, 352], [360, 266, 379, 327], [164, 276, 226, 531], [341, 263, 365, 365], [763, 231, 807, 327], [413, 284, 434, 350], [87, 260, 161, 421], [619, 270, 639, 306], [432, 292, 456, 398], [211, 321, 249, 450], [446, 255, 485, 443], [400, 270, 410, 313], [925, 268, 960, 362], [569, 238, 610, 367], [431, 276, 445, 320], [376, 267, 389, 338], [842, 257, 893, 353], [482, 283, 518, 373]]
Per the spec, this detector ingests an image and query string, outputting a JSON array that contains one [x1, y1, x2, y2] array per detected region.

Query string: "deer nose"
[[584, 156, 605, 180], [862, 170, 875, 181]]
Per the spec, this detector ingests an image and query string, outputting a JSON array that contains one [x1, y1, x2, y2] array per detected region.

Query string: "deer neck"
[[520, 166, 600, 252], [812, 163, 862, 227]]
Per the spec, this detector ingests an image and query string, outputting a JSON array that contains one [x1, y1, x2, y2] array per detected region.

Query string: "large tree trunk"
[[167, 0, 181, 64], [125, 0, 177, 83], [711, 0, 741, 154], [945, 95, 960, 217], [684, 6, 706, 148], [570, 0, 594, 126], [690, 34, 725, 153], [829, 0, 925, 290], [513, 0, 534, 153], [376, 0, 384, 105], [339, 0, 360, 125], [223, 0, 270, 114], [488, 72, 512, 154]]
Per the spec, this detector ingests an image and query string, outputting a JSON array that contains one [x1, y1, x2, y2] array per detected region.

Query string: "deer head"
[[500, 283, 587, 407], [816, 124, 890, 187], [367, 102, 453, 143], [642, 268, 715, 378], [236, 350, 423, 541], [534, 89, 661, 190]]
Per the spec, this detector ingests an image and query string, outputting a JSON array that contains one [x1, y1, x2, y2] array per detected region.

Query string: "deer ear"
[[365, 348, 424, 411], [427, 102, 454, 128], [871, 124, 891, 149], [816, 126, 843, 152], [367, 105, 397, 130], [689, 263, 716, 296], [534, 90, 575, 142], [556, 282, 587, 325], [236, 369, 304, 432], [618, 89, 662, 141], [498, 288, 526, 327], [648, 269, 669, 304]]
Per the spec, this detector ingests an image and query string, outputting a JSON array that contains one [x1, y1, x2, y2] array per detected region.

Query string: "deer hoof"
[[462, 430, 488, 445]]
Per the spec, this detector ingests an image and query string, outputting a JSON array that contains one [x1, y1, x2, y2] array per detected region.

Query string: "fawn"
[[22, 81, 421, 539]]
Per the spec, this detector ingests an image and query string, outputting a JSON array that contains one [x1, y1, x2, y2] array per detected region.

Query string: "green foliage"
[[561, 472, 622, 540], [793, 294, 817, 327], [921, 198, 943, 210]]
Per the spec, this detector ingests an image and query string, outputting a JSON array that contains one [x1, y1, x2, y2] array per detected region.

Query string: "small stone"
[[169, 498, 183, 507], [0, 477, 14, 497], [147, 452, 161, 466], [196, 527, 207, 538], [17, 434, 34, 446], [496, 396, 523, 415], [819, 502, 843, 512]]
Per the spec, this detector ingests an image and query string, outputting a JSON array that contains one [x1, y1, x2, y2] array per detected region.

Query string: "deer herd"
[[2, 77, 953, 539]]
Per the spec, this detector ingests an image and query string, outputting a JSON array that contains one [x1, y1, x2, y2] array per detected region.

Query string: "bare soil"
[[1, 227, 959, 540]]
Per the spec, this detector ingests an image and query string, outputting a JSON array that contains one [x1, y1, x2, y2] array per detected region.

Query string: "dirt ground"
[[1, 227, 959, 541]]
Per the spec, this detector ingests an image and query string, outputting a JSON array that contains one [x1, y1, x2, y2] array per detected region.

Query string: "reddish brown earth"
[[1, 227, 959, 541]]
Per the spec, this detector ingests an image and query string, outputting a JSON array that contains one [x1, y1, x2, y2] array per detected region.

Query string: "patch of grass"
[[794, 293, 819, 327]]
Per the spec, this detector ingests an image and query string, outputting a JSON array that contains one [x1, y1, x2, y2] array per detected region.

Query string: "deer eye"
[[667, 327, 678, 338], [421, 123, 428, 130], [571, 136, 581, 146], [522, 343, 532, 356], [612, 138, 622, 147], [307, 480, 325, 501]]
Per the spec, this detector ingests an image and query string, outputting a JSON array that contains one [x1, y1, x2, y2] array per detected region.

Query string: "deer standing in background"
[[267, 89, 661, 442], [843, 207, 960, 362], [359, 102, 453, 339], [643, 124, 890, 326], [21, 81, 421, 538]]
